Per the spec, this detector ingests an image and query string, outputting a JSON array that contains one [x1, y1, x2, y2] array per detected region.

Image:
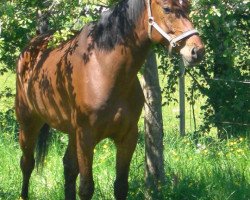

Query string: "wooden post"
[[179, 62, 185, 136], [141, 50, 165, 199]]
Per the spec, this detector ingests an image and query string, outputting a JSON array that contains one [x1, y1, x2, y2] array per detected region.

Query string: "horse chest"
[[87, 101, 133, 140], [93, 102, 129, 125]]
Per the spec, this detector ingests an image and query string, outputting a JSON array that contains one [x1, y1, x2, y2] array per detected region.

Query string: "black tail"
[[36, 123, 52, 169]]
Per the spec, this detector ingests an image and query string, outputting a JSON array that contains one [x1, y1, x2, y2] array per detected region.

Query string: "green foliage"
[[194, 0, 250, 136], [0, 0, 39, 71], [0, 0, 105, 69], [159, 0, 250, 136]]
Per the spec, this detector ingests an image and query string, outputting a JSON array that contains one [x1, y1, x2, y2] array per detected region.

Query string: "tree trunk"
[[141, 50, 165, 199]]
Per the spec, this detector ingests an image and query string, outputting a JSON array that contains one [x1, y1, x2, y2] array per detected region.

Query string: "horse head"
[[146, 0, 205, 65]]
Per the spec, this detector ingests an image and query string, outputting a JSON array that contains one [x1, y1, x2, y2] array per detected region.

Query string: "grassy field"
[[0, 72, 250, 200], [0, 130, 249, 200]]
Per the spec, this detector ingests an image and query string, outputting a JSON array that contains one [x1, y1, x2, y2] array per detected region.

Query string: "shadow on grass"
[[0, 187, 19, 200], [167, 171, 250, 200], [0, 169, 249, 200], [126, 170, 250, 200]]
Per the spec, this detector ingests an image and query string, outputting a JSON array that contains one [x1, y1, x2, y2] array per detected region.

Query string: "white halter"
[[146, 0, 198, 48]]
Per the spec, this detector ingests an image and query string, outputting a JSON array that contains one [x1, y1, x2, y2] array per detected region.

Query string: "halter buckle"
[[148, 17, 155, 25], [170, 42, 177, 47]]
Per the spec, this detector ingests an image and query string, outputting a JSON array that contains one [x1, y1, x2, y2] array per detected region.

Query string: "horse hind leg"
[[63, 134, 79, 200], [19, 122, 43, 199]]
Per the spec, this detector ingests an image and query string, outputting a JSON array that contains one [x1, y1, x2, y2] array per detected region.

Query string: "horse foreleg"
[[63, 134, 79, 200], [19, 125, 41, 199], [114, 126, 138, 200], [76, 127, 95, 200]]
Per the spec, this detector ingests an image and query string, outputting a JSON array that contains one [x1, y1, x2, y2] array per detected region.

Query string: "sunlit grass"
[[0, 131, 249, 200], [163, 132, 250, 200]]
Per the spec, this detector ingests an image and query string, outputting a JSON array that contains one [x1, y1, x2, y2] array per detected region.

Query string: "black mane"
[[91, 0, 146, 50]]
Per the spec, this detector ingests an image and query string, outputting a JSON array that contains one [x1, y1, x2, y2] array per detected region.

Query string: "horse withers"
[[16, 0, 204, 199]]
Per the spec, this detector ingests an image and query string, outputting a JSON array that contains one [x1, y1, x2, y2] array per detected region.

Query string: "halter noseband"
[[146, 0, 199, 49]]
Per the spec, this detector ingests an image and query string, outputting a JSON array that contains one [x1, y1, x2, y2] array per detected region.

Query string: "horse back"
[[15, 32, 54, 121]]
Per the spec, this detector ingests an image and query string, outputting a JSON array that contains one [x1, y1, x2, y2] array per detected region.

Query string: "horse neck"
[[93, 0, 151, 70], [116, 3, 152, 75], [124, 0, 151, 47], [93, 0, 150, 50]]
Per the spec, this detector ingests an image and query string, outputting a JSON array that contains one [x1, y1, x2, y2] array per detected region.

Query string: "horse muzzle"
[[180, 45, 205, 66]]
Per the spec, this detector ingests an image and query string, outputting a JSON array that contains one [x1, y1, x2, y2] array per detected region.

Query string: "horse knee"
[[114, 178, 128, 200], [79, 179, 94, 200]]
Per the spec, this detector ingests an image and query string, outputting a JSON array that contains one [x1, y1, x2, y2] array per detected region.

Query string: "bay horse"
[[15, 0, 204, 199]]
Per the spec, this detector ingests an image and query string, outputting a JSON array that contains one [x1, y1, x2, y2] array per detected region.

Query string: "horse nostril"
[[191, 47, 198, 59]]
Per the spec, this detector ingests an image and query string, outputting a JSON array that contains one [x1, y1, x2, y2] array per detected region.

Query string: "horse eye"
[[163, 7, 171, 14]]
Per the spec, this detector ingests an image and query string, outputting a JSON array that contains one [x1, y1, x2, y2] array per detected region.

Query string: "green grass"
[[0, 71, 15, 113], [0, 131, 249, 200]]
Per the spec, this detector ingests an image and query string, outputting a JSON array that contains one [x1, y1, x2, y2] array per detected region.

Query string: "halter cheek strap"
[[146, 0, 199, 48]]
